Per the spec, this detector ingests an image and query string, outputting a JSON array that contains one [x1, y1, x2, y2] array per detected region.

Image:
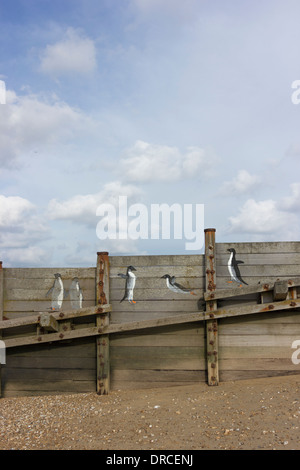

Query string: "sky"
[[1, 0, 300, 267]]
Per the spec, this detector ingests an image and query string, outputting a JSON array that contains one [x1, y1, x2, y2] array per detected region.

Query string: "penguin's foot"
[[130, 300, 136, 304], [190, 291, 197, 295], [227, 281, 233, 283]]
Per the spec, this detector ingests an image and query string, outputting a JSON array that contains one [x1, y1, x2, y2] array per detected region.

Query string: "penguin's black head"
[[161, 274, 170, 279], [127, 266, 136, 271], [54, 273, 61, 278], [227, 248, 236, 254]]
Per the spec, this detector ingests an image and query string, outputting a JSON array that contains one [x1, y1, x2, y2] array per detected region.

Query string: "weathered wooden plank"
[[110, 346, 205, 370], [110, 299, 199, 313], [216, 252, 300, 265], [3, 299, 97, 312], [217, 241, 300, 254], [204, 228, 219, 386], [204, 278, 300, 301], [39, 313, 59, 332], [110, 288, 204, 302], [96, 252, 110, 395], [3, 267, 96, 279], [110, 265, 204, 278], [221, 370, 300, 382], [5, 287, 95, 302], [109, 254, 205, 267], [219, 358, 300, 371], [110, 369, 206, 389], [214, 265, 300, 277], [0, 304, 111, 331]]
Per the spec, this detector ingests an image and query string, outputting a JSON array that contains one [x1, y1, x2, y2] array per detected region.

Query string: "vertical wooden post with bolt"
[[96, 252, 110, 395], [204, 229, 219, 386]]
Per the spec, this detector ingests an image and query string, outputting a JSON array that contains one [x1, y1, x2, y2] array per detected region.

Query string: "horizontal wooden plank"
[[110, 265, 204, 278], [109, 254, 204, 267], [110, 346, 205, 370], [4, 288, 95, 302], [3, 299, 97, 312], [3, 267, 96, 280], [110, 370, 206, 389], [110, 299, 199, 313], [217, 241, 300, 254], [0, 304, 111, 331], [218, 346, 295, 359], [110, 288, 203, 302], [1, 379, 95, 394], [204, 278, 300, 301], [219, 358, 300, 371], [220, 370, 300, 382], [219, 334, 298, 347], [214, 265, 300, 277]]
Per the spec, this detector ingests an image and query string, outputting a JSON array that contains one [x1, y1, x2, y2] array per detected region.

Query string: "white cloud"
[[40, 27, 97, 76], [279, 182, 300, 212], [47, 181, 142, 226], [0, 195, 50, 266], [0, 89, 94, 168], [220, 170, 262, 195], [120, 140, 217, 182]]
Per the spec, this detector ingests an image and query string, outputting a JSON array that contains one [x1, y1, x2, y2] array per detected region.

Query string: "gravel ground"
[[0, 374, 299, 451]]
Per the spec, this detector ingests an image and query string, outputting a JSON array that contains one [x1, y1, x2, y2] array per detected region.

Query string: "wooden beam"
[[0, 304, 111, 331], [204, 277, 300, 302], [96, 252, 110, 395], [204, 228, 219, 386], [273, 280, 288, 301], [39, 313, 59, 332], [3, 296, 300, 349]]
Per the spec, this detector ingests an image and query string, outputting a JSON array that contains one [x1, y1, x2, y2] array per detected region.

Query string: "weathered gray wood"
[[39, 313, 59, 332], [204, 229, 219, 386], [0, 304, 111, 331], [96, 252, 110, 395], [273, 280, 289, 301], [204, 277, 300, 301], [109, 254, 204, 267]]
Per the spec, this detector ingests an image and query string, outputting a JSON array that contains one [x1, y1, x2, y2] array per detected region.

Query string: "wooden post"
[[204, 229, 219, 386], [96, 252, 110, 395], [0, 262, 3, 397]]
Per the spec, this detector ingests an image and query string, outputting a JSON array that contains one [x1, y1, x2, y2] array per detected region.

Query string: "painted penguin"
[[161, 274, 196, 295], [118, 266, 137, 304], [46, 273, 65, 310], [69, 277, 83, 309], [227, 248, 248, 286]]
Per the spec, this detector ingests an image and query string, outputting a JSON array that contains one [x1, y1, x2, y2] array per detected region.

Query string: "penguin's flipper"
[[236, 260, 244, 264], [63, 289, 69, 299], [45, 287, 53, 298], [118, 273, 128, 279]]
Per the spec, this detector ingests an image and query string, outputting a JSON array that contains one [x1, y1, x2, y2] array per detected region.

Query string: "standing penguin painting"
[[227, 248, 248, 287], [69, 277, 83, 309], [46, 273, 65, 310], [118, 266, 137, 304]]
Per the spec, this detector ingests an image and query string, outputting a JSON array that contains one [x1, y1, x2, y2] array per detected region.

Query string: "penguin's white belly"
[[52, 281, 64, 309], [228, 254, 240, 283], [126, 273, 136, 300]]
